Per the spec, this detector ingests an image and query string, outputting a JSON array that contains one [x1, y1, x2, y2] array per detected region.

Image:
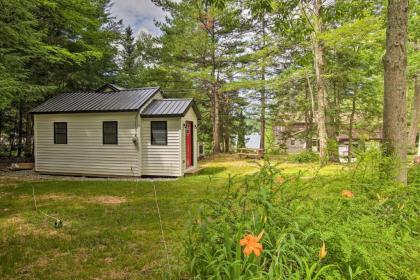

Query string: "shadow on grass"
[[197, 167, 226, 176]]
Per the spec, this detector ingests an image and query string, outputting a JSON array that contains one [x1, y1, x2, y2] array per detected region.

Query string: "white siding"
[[34, 112, 141, 176], [141, 118, 182, 176], [181, 107, 199, 173], [33, 93, 198, 178]]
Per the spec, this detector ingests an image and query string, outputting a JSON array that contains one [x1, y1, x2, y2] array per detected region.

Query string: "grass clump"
[[184, 152, 420, 279]]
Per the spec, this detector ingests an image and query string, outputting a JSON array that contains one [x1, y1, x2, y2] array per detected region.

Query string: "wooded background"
[[0, 0, 418, 181]]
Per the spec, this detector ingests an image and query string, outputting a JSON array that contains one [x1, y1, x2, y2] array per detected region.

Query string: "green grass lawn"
[[0, 156, 343, 279]]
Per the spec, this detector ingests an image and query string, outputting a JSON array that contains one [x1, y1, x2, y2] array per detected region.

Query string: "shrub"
[[183, 155, 419, 279], [288, 150, 320, 163]]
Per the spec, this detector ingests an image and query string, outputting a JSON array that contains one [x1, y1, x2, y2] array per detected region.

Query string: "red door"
[[186, 121, 193, 167]]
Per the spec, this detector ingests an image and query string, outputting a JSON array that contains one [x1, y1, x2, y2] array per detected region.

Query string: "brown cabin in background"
[[273, 121, 383, 160]]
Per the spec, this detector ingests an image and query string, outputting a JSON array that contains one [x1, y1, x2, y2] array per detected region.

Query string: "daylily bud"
[[319, 241, 327, 260]]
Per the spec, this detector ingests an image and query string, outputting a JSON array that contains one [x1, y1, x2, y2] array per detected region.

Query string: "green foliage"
[[408, 164, 420, 186], [0, 0, 120, 156], [183, 154, 420, 279], [288, 150, 320, 163]]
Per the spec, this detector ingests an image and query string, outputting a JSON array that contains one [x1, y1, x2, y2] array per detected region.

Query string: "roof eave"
[[30, 109, 140, 115], [140, 114, 184, 118]]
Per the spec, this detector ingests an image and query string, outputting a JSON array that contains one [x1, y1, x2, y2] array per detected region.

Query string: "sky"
[[109, 0, 166, 37]]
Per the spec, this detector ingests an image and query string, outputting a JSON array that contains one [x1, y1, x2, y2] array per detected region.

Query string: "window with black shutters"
[[54, 122, 67, 144], [151, 121, 167, 145], [103, 121, 118, 144]]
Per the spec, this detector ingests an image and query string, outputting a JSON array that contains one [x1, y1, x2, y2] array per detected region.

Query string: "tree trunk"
[[223, 91, 231, 153], [9, 111, 18, 157], [306, 76, 316, 120], [327, 80, 340, 162], [304, 112, 312, 151], [0, 110, 3, 146], [348, 91, 357, 163], [212, 85, 221, 154], [312, 0, 329, 162], [238, 110, 246, 149], [210, 24, 220, 154], [259, 18, 267, 151], [260, 75, 266, 151], [383, 0, 408, 184], [408, 74, 420, 151], [224, 130, 230, 153], [238, 132, 245, 149], [304, 80, 314, 150], [24, 113, 33, 157], [17, 102, 23, 157]]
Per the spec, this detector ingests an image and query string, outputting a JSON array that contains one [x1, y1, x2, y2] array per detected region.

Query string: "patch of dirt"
[[133, 229, 147, 236], [33, 256, 50, 268], [75, 248, 90, 263], [20, 193, 126, 205], [108, 269, 130, 280], [0, 176, 38, 186], [1, 214, 71, 240], [140, 259, 163, 274], [87, 195, 127, 205], [37, 194, 73, 201], [3, 215, 28, 228], [94, 269, 130, 280]]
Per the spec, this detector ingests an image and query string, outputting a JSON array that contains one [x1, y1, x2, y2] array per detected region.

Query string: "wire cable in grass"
[[32, 185, 63, 228], [153, 183, 171, 271]]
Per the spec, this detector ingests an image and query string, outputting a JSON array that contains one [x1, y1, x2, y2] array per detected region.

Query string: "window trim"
[[53, 122, 67, 144], [103, 121, 118, 145], [151, 121, 168, 146]]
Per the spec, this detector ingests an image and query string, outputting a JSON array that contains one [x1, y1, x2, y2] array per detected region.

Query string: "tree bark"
[[260, 74, 266, 151], [24, 113, 33, 157], [0, 110, 3, 146], [211, 85, 221, 154], [224, 129, 230, 153], [408, 74, 420, 151], [17, 102, 23, 157], [304, 80, 314, 150], [312, 0, 329, 162], [327, 80, 340, 162], [306, 76, 316, 121], [209, 23, 220, 154], [383, 0, 409, 184], [348, 91, 357, 163], [8, 111, 18, 157], [259, 18, 267, 151], [222, 92, 230, 153]]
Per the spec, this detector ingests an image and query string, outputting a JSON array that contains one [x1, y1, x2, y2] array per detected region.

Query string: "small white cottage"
[[30, 84, 200, 177]]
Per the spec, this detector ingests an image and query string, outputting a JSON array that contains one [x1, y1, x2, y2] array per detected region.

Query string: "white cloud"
[[109, 0, 166, 36]]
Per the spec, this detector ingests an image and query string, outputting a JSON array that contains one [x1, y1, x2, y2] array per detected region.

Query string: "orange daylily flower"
[[319, 241, 327, 260], [341, 190, 354, 198], [275, 176, 285, 184], [240, 230, 264, 257]]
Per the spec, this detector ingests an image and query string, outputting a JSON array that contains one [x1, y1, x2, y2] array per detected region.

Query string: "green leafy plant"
[[183, 153, 420, 279], [288, 151, 320, 163]]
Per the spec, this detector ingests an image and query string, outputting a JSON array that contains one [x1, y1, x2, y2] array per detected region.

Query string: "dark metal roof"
[[30, 87, 160, 114], [95, 83, 126, 92], [141, 99, 201, 119]]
